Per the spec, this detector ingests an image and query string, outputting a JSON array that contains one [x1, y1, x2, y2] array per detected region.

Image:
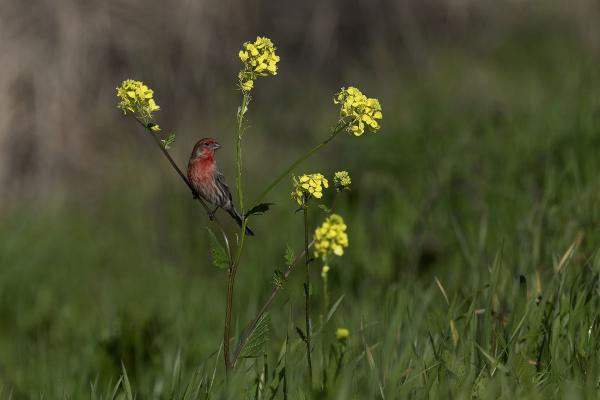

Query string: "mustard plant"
[[115, 36, 382, 387]]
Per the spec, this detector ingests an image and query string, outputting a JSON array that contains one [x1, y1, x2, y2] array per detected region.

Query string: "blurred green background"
[[2, 0, 600, 398]]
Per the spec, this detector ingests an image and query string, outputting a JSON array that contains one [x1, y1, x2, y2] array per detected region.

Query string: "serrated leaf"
[[284, 244, 295, 265], [317, 204, 332, 213], [244, 202, 275, 218], [272, 270, 286, 289], [206, 228, 229, 269], [239, 313, 270, 358], [161, 132, 176, 150]]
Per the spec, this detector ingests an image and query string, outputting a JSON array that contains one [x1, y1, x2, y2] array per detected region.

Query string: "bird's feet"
[[208, 207, 219, 221]]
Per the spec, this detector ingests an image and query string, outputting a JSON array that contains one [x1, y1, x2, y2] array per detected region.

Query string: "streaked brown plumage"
[[187, 138, 254, 236]]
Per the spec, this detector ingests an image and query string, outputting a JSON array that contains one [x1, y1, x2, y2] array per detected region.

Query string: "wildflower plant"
[[115, 35, 382, 390]]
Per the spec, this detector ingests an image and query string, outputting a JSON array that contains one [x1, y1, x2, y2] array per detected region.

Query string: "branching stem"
[[252, 122, 346, 207]]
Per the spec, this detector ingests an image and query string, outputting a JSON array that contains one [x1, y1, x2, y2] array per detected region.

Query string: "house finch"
[[187, 137, 254, 236]]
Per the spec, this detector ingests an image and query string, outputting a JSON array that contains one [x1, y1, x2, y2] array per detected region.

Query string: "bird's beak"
[[212, 143, 221, 150]]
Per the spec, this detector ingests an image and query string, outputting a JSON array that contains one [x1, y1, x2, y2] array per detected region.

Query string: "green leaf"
[[109, 376, 123, 400], [284, 244, 295, 265], [206, 228, 229, 269], [475, 343, 509, 374], [326, 294, 345, 323], [318, 204, 332, 213], [272, 270, 286, 289], [239, 313, 270, 358], [161, 132, 176, 150], [121, 362, 134, 400], [244, 202, 275, 218]]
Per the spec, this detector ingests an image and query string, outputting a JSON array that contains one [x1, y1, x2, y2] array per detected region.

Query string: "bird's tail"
[[227, 207, 255, 236]]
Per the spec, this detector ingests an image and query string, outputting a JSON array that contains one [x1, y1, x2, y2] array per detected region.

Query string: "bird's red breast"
[[188, 153, 215, 184], [188, 153, 222, 204]]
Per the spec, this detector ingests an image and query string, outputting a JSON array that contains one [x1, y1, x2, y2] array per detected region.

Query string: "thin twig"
[[131, 117, 230, 237]]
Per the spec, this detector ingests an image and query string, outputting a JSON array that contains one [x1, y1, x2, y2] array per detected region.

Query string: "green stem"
[[224, 91, 250, 375], [231, 240, 314, 368], [252, 122, 346, 207], [224, 267, 235, 374], [234, 92, 250, 267], [236, 93, 249, 216], [321, 269, 329, 388], [334, 348, 345, 381], [303, 205, 313, 386]]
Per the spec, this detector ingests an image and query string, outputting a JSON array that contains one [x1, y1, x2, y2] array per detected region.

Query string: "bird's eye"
[[203, 143, 209, 147]]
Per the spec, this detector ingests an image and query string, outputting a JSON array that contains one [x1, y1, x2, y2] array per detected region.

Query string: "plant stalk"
[[303, 205, 313, 386], [252, 122, 346, 207], [231, 240, 314, 367], [321, 268, 329, 388], [224, 91, 251, 375], [223, 266, 236, 374]]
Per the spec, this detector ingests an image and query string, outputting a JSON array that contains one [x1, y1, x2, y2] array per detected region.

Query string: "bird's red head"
[[191, 137, 221, 160]]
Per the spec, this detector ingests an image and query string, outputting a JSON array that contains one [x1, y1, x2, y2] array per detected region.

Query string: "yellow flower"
[[238, 36, 280, 92], [291, 173, 329, 205], [240, 79, 254, 92], [116, 79, 160, 123], [334, 86, 382, 136], [321, 265, 330, 279], [314, 214, 348, 259], [333, 171, 351, 191], [335, 328, 349, 341]]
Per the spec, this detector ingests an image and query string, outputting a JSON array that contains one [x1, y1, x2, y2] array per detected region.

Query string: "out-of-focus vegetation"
[[2, 1, 600, 398]]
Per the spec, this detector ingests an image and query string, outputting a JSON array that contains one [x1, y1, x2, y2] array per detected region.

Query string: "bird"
[[187, 137, 254, 236]]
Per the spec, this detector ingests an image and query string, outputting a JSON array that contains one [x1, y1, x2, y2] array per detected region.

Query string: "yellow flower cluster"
[[335, 328, 350, 341], [291, 173, 329, 205], [116, 80, 160, 125], [314, 214, 348, 258], [333, 170, 351, 191], [238, 36, 280, 93], [334, 86, 382, 136]]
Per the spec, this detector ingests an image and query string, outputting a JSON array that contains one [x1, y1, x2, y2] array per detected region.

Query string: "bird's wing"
[[214, 168, 234, 203]]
